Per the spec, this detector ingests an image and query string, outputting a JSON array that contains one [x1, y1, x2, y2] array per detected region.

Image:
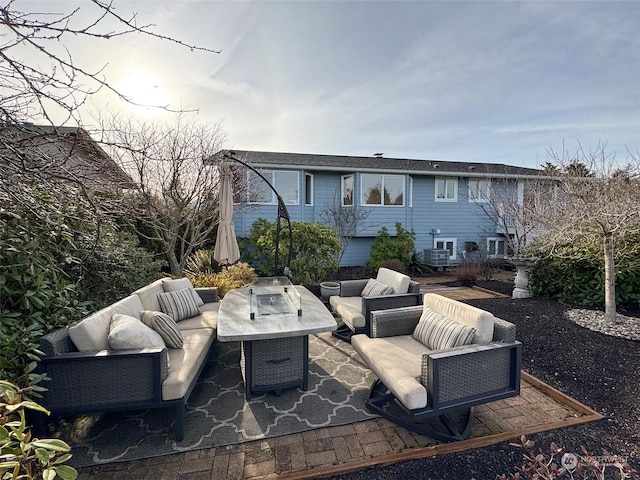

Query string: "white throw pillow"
[[162, 278, 204, 307], [361, 278, 394, 297], [140, 310, 184, 348], [157, 288, 200, 321], [108, 314, 166, 350], [412, 306, 476, 351]]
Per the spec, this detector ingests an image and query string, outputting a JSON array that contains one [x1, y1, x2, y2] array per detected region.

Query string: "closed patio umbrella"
[[214, 162, 241, 265]]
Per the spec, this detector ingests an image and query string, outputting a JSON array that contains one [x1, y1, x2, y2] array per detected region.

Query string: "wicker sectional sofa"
[[36, 278, 219, 441]]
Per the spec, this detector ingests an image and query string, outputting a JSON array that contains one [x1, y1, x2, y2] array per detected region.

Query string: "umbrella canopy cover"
[[214, 163, 241, 265]]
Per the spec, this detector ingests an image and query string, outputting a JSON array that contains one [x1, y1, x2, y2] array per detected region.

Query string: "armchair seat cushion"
[[352, 334, 429, 410], [332, 297, 365, 329]]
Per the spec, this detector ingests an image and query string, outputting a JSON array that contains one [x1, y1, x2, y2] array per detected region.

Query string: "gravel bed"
[[564, 309, 640, 341]]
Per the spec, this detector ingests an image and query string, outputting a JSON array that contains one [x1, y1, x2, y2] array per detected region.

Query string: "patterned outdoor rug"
[[53, 332, 377, 468]]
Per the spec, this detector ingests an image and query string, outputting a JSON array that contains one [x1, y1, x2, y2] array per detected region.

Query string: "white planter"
[[320, 282, 340, 302]]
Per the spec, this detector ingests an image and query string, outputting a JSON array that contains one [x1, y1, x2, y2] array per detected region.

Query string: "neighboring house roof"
[[213, 150, 543, 179], [0, 124, 135, 189]]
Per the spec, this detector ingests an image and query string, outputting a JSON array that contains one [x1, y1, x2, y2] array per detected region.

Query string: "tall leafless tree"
[[102, 114, 227, 276], [533, 143, 640, 323]]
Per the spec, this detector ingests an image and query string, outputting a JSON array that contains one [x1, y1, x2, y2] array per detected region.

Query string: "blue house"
[[213, 150, 542, 267]]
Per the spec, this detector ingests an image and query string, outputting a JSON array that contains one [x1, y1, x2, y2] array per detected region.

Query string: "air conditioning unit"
[[423, 249, 449, 268]]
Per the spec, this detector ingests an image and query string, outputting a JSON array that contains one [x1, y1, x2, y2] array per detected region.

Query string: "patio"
[[66, 279, 636, 479]]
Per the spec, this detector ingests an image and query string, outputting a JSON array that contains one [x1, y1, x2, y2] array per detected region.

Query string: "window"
[[434, 238, 457, 260], [435, 177, 457, 202], [342, 174, 354, 206], [487, 237, 506, 257], [468, 179, 490, 202], [248, 169, 299, 205], [305, 173, 313, 206], [361, 174, 404, 206]]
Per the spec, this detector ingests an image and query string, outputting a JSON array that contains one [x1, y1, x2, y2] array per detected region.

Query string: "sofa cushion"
[[69, 295, 144, 352], [108, 314, 166, 350], [140, 311, 184, 348], [163, 328, 215, 401], [176, 303, 219, 332], [376, 268, 411, 294], [423, 293, 495, 344], [133, 278, 165, 312], [352, 334, 429, 410], [361, 278, 394, 297], [412, 306, 476, 351], [157, 288, 200, 322], [163, 278, 204, 307]]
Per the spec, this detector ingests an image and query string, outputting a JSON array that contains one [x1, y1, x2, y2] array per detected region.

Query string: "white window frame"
[[435, 177, 458, 202], [434, 237, 457, 260], [342, 174, 354, 206], [487, 237, 507, 258], [408, 176, 413, 208], [468, 179, 490, 203], [248, 169, 299, 205], [305, 173, 314, 206], [360, 173, 405, 206]]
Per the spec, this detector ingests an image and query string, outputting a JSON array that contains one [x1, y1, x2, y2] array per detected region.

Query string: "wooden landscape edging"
[[272, 371, 604, 480]]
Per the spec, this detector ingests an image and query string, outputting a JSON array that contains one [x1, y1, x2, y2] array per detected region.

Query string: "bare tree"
[[1, 1, 218, 126], [319, 190, 375, 266], [103, 114, 227, 275], [533, 143, 640, 323]]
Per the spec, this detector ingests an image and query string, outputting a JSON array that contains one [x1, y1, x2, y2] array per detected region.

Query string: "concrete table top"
[[217, 285, 337, 342]]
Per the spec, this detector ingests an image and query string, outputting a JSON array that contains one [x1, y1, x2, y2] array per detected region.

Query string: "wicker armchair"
[[329, 268, 422, 342], [352, 294, 522, 441]]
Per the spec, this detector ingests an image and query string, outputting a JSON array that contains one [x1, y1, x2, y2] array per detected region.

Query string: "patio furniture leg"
[[364, 379, 476, 442], [175, 401, 185, 441], [331, 324, 354, 343]]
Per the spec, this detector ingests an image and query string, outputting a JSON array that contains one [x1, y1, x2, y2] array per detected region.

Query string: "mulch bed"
[[329, 279, 640, 480]]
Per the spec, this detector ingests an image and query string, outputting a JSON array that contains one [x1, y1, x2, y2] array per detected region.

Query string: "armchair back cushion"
[[69, 295, 144, 352], [423, 293, 494, 344], [376, 268, 411, 294]]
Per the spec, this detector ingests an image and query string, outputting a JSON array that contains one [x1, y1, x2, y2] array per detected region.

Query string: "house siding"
[[220, 151, 541, 268]]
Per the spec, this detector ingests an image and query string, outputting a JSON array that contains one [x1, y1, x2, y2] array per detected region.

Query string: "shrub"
[[379, 259, 408, 275], [453, 262, 484, 285], [188, 262, 257, 298], [528, 238, 640, 308], [366, 223, 415, 272], [0, 380, 77, 480], [243, 220, 341, 285], [185, 248, 221, 276]]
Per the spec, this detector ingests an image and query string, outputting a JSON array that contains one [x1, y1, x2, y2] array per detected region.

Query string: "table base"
[[241, 335, 309, 400]]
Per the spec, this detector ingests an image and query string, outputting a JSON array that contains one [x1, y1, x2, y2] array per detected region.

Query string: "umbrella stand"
[[221, 151, 293, 277]]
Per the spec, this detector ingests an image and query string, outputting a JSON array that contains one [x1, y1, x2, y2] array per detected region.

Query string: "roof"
[[212, 150, 543, 179], [0, 124, 135, 188]]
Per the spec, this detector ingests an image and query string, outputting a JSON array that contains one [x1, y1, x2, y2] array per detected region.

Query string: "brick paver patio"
[[76, 374, 601, 480]]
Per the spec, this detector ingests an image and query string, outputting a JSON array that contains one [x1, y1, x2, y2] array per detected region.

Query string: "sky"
[[15, 0, 640, 169]]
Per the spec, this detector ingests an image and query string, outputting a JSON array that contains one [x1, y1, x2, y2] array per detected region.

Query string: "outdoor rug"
[[52, 332, 378, 468]]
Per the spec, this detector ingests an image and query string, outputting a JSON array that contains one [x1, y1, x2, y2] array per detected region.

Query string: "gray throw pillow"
[[157, 288, 200, 322], [361, 278, 394, 297], [412, 306, 476, 351], [140, 310, 184, 348]]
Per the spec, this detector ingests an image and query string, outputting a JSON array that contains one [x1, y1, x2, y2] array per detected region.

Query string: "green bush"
[[0, 380, 77, 480], [366, 223, 415, 272], [529, 239, 640, 307], [243, 219, 341, 285]]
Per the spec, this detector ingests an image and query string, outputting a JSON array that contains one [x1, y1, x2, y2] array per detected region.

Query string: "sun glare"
[[119, 70, 171, 114]]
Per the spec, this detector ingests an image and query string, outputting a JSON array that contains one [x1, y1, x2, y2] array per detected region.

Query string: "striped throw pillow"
[[361, 278, 394, 297], [157, 288, 200, 322], [140, 310, 184, 348], [412, 306, 476, 351]]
